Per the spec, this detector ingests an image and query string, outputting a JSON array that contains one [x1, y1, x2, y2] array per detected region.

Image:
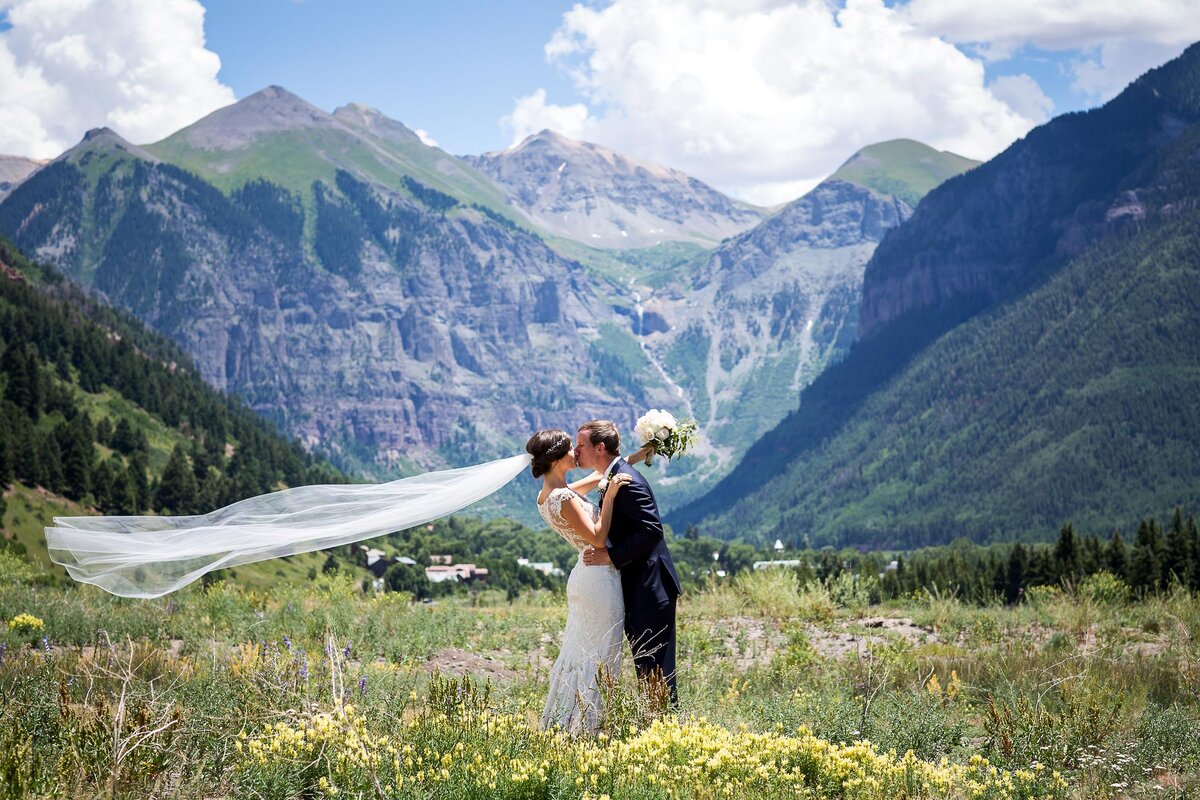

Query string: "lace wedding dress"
[[537, 487, 625, 734]]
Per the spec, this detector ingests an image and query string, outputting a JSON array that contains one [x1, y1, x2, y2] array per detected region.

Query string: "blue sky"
[[2, 0, 1198, 203], [201, 1, 582, 156], [199, 1, 1090, 157]]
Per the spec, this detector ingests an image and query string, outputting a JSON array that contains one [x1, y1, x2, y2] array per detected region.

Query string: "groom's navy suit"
[[602, 457, 683, 704]]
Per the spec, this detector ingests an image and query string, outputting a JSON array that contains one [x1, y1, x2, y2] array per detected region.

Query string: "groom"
[[577, 419, 683, 706]]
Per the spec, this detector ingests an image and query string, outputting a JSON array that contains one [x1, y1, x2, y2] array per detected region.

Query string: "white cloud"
[[988, 74, 1055, 123], [413, 128, 438, 148], [0, 0, 236, 158], [501, 88, 590, 145], [514, 0, 1038, 205], [901, 0, 1200, 100]]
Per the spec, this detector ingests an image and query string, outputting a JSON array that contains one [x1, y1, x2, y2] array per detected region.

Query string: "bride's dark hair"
[[526, 429, 572, 479]]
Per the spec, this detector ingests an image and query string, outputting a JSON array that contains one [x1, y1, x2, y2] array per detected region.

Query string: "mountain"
[[0, 236, 345, 582], [0, 155, 46, 200], [145, 86, 517, 220], [673, 43, 1200, 546], [465, 130, 766, 248], [0, 100, 680, 524], [826, 139, 980, 209], [0, 85, 977, 525], [859, 49, 1200, 340], [640, 141, 977, 499]]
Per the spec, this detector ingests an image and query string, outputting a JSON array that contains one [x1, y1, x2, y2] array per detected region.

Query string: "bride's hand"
[[605, 473, 632, 499]]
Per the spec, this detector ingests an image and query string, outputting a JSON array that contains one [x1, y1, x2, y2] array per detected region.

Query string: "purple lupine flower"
[[0, 641, 7, 667], [42, 636, 50, 655], [297, 655, 308, 682], [283, 635, 292, 651], [343, 643, 352, 659], [358, 675, 367, 696]]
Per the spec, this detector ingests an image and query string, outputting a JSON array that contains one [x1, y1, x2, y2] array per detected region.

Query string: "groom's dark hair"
[[578, 420, 621, 456]]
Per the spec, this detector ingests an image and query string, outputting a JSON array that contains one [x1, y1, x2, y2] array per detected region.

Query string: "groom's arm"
[[606, 480, 664, 569]]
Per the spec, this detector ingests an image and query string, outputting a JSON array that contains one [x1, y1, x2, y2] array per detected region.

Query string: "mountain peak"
[[62, 127, 159, 163], [153, 85, 336, 150], [827, 139, 980, 207], [331, 102, 425, 146]]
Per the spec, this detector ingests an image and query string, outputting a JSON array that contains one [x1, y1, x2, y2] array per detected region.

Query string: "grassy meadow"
[[1, 553, 1197, 799]]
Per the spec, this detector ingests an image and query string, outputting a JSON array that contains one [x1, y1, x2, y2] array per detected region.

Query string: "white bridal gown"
[[537, 487, 625, 734]]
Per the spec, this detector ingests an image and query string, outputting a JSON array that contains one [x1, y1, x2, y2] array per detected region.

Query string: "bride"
[[525, 429, 646, 734]]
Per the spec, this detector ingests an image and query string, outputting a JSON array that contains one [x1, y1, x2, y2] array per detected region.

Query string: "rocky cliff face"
[[0, 84, 974, 523], [639, 179, 913, 496], [466, 130, 765, 249], [858, 43, 1200, 340], [0, 128, 676, 486]]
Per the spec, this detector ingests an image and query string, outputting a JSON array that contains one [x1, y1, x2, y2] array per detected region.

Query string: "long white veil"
[[46, 453, 532, 599]]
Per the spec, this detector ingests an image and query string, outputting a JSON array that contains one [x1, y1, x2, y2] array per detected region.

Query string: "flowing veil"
[[45, 454, 532, 599]]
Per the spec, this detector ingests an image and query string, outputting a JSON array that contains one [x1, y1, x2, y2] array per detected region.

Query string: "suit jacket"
[[603, 458, 683, 611]]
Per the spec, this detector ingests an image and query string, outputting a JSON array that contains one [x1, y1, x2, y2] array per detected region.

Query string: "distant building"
[[517, 557, 564, 577], [753, 559, 804, 570], [358, 545, 391, 577], [425, 563, 490, 583], [774, 539, 785, 552]]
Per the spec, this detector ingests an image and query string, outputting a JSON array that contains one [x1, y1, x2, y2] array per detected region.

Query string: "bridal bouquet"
[[634, 409, 698, 466]]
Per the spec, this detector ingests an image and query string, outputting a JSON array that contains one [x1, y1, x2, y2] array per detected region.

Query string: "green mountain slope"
[[675, 208, 1200, 546], [144, 87, 519, 224], [828, 139, 980, 208], [0, 237, 346, 581], [672, 44, 1200, 546]]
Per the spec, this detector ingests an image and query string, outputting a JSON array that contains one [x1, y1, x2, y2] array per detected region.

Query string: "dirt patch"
[[853, 617, 939, 644], [707, 616, 788, 670], [423, 647, 520, 682]]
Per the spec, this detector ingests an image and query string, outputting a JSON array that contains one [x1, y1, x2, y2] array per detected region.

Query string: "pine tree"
[[128, 451, 150, 513], [1164, 507, 1194, 587], [112, 417, 137, 454], [155, 444, 198, 515], [1053, 523, 1083, 582], [1004, 542, 1028, 604], [57, 414, 95, 501], [1, 343, 40, 416], [106, 459, 138, 515], [1129, 518, 1165, 592], [1105, 530, 1129, 578], [1188, 515, 1200, 592], [36, 431, 64, 493]]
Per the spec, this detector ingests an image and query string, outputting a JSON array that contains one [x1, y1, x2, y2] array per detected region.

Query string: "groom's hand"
[[583, 547, 612, 566]]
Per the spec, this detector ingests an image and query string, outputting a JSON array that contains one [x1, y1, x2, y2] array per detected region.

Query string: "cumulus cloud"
[[513, 0, 1039, 205], [414, 128, 439, 148], [988, 74, 1055, 123], [0, 0, 236, 158], [901, 0, 1200, 99], [502, 88, 590, 145]]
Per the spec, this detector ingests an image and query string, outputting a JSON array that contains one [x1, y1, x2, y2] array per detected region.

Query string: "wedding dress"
[[537, 487, 624, 734]]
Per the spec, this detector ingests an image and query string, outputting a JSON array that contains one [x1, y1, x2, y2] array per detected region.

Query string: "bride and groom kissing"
[[527, 419, 684, 734]]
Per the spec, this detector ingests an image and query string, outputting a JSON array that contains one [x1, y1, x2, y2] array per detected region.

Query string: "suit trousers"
[[625, 597, 678, 707]]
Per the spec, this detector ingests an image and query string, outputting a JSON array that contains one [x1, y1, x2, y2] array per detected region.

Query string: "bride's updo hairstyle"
[[526, 429, 572, 478]]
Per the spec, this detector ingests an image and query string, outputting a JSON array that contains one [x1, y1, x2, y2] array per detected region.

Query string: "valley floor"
[[1, 555, 1197, 799]]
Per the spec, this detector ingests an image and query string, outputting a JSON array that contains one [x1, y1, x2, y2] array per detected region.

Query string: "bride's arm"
[[559, 477, 631, 548], [567, 470, 604, 495]]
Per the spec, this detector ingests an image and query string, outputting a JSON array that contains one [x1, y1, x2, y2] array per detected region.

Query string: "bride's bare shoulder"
[[537, 486, 571, 506]]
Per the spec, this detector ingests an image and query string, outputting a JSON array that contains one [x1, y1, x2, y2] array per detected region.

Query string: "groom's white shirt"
[[600, 456, 621, 480]]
